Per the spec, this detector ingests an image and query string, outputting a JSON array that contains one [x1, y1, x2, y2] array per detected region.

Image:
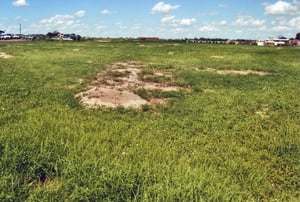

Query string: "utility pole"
[[19, 24, 22, 35]]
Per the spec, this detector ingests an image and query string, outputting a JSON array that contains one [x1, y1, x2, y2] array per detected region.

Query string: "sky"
[[1, 0, 300, 39]]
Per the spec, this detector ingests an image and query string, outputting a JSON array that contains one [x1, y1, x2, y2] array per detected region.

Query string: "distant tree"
[[0, 30, 4, 34], [71, 33, 82, 41], [46, 31, 60, 38], [278, 35, 287, 39], [296, 32, 300, 40]]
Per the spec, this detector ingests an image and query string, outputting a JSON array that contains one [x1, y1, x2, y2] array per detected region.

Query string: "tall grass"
[[0, 40, 299, 201]]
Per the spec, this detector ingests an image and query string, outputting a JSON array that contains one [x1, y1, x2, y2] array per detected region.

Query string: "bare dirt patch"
[[202, 88, 216, 93], [255, 105, 270, 118], [210, 56, 224, 59], [76, 61, 186, 109], [0, 52, 13, 59], [202, 68, 272, 76], [97, 39, 112, 43]]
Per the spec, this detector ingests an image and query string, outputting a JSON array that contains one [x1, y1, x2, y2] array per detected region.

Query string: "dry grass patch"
[[76, 61, 187, 109]]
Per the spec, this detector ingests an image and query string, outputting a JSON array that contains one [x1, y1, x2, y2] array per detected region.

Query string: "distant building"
[[258, 37, 291, 46], [289, 38, 299, 46], [274, 38, 289, 46], [257, 41, 264, 46]]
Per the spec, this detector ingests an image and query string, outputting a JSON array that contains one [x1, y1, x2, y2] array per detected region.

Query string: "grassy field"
[[0, 40, 299, 201]]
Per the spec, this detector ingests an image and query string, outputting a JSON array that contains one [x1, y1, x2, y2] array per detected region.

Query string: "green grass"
[[0, 40, 299, 201]]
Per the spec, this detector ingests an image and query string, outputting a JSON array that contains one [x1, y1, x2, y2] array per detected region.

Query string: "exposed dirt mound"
[[202, 68, 272, 76], [0, 52, 13, 59], [76, 61, 186, 109]]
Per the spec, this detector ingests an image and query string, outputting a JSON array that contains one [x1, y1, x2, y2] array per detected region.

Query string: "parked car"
[[0, 34, 11, 40], [11, 34, 21, 39], [24, 35, 35, 40]]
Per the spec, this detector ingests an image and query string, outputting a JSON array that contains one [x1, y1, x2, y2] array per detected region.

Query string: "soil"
[[210, 56, 225, 59], [0, 52, 13, 59], [202, 68, 272, 76], [76, 61, 186, 109]]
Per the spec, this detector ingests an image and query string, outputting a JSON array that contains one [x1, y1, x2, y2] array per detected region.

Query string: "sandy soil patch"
[[210, 56, 224, 59], [97, 39, 112, 43], [202, 68, 271, 76], [203, 89, 216, 93], [0, 52, 13, 59], [76, 61, 186, 109], [255, 111, 270, 118], [255, 105, 270, 118], [79, 87, 147, 108]]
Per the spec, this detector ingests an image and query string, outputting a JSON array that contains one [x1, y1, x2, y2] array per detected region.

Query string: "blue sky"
[[1, 0, 300, 39]]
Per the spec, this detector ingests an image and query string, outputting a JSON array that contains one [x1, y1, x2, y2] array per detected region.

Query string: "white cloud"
[[152, 2, 195, 29], [39, 15, 74, 27], [161, 15, 176, 24], [259, 26, 268, 31], [101, 9, 113, 15], [199, 25, 219, 32], [265, 15, 300, 35], [271, 25, 292, 31], [115, 22, 128, 30], [270, 16, 300, 28], [161, 15, 196, 26], [198, 19, 229, 34], [199, 11, 219, 16], [235, 30, 243, 34], [220, 20, 227, 25], [16, 16, 22, 21], [15, 16, 28, 22], [271, 20, 276, 25], [74, 10, 86, 17], [94, 23, 106, 30], [288, 16, 300, 26], [151, 2, 180, 14], [131, 23, 142, 30], [12, 0, 28, 7], [30, 10, 87, 34], [179, 18, 197, 26], [264, 0, 300, 15], [235, 16, 265, 26]]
